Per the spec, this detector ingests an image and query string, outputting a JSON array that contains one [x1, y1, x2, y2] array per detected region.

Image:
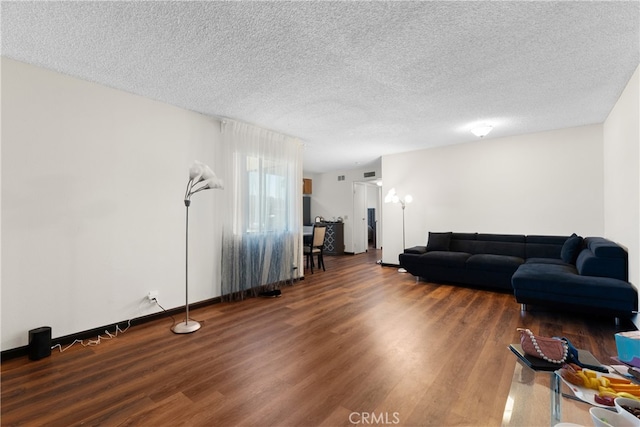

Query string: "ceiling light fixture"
[[471, 124, 493, 138]]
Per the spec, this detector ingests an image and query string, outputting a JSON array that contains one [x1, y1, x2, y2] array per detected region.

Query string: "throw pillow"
[[426, 232, 452, 252], [561, 233, 583, 264]]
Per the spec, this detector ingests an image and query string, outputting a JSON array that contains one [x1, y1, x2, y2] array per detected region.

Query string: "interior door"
[[353, 182, 367, 254]]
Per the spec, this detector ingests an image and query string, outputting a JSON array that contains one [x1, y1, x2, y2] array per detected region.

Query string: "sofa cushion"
[[477, 233, 525, 243], [450, 240, 475, 253], [525, 235, 568, 259], [466, 254, 524, 273], [525, 258, 569, 266], [526, 235, 569, 245], [419, 251, 471, 268], [450, 240, 525, 258], [512, 263, 579, 293], [426, 232, 452, 251], [561, 233, 583, 264], [452, 232, 477, 240], [449, 233, 477, 252], [474, 241, 526, 258]]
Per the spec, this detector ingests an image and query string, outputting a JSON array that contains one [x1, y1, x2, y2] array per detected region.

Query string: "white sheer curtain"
[[220, 120, 303, 300]]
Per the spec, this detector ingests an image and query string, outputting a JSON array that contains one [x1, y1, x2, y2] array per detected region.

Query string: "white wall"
[[603, 64, 640, 321], [1, 58, 224, 350], [307, 162, 381, 253], [381, 125, 605, 264]]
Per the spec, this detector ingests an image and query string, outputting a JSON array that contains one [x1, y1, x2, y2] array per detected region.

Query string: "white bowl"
[[614, 397, 640, 426], [590, 407, 635, 427]]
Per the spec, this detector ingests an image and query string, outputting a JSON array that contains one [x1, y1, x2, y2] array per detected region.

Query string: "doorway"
[[367, 208, 376, 248], [352, 181, 382, 254]]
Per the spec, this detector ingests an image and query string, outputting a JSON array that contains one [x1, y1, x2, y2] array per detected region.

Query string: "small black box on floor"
[[28, 326, 52, 361], [259, 289, 281, 298]]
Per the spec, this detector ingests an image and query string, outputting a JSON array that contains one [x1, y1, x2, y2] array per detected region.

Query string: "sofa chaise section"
[[512, 237, 637, 316]]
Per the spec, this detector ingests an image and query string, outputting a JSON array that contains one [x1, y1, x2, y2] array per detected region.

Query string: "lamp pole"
[[185, 200, 189, 323], [398, 199, 408, 273], [172, 161, 223, 334], [172, 198, 201, 334], [401, 200, 406, 250], [384, 189, 412, 273]]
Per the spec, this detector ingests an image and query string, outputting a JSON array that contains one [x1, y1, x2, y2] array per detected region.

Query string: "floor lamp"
[[172, 161, 223, 334], [384, 188, 412, 273]]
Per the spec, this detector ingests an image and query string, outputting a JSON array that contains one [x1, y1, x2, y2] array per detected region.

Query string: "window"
[[245, 156, 292, 234]]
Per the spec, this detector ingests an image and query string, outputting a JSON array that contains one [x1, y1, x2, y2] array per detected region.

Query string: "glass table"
[[503, 347, 607, 426], [502, 359, 594, 426]]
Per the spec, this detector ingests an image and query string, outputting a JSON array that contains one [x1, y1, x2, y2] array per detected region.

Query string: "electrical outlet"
[[147, 290, 159, 301]]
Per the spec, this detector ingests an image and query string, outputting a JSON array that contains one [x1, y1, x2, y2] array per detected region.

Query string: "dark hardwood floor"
[[2, 249, 633, 426]]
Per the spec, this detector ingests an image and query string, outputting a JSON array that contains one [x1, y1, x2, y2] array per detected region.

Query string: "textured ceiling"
[[2, 1, 639, 173]]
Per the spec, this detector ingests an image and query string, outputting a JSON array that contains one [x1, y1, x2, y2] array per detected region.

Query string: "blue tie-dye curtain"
[[219, 120, 303, 300]]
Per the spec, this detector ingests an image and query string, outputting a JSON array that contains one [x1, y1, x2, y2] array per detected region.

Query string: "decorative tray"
[[557, 366, 635, 408]]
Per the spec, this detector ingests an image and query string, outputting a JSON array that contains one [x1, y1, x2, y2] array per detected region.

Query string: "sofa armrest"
[[576, 248, 628, 281], [404, 246, 427, 255]]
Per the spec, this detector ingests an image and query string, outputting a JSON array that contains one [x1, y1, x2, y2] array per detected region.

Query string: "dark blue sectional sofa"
[[398, 232, 637, 317]]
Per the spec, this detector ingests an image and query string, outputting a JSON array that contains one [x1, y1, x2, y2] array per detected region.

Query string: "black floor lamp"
[[384, 188, 413, 273], [172, 161, 223, 334]]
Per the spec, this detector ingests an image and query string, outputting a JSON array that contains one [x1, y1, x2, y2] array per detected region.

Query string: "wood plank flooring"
[[2, 249, 633, 426]]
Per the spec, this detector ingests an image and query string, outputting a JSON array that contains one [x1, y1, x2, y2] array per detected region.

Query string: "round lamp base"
[[171, 320, 201, 334]]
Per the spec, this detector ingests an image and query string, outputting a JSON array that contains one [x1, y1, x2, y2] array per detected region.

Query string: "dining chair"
[[304, 224, 327, 273]]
